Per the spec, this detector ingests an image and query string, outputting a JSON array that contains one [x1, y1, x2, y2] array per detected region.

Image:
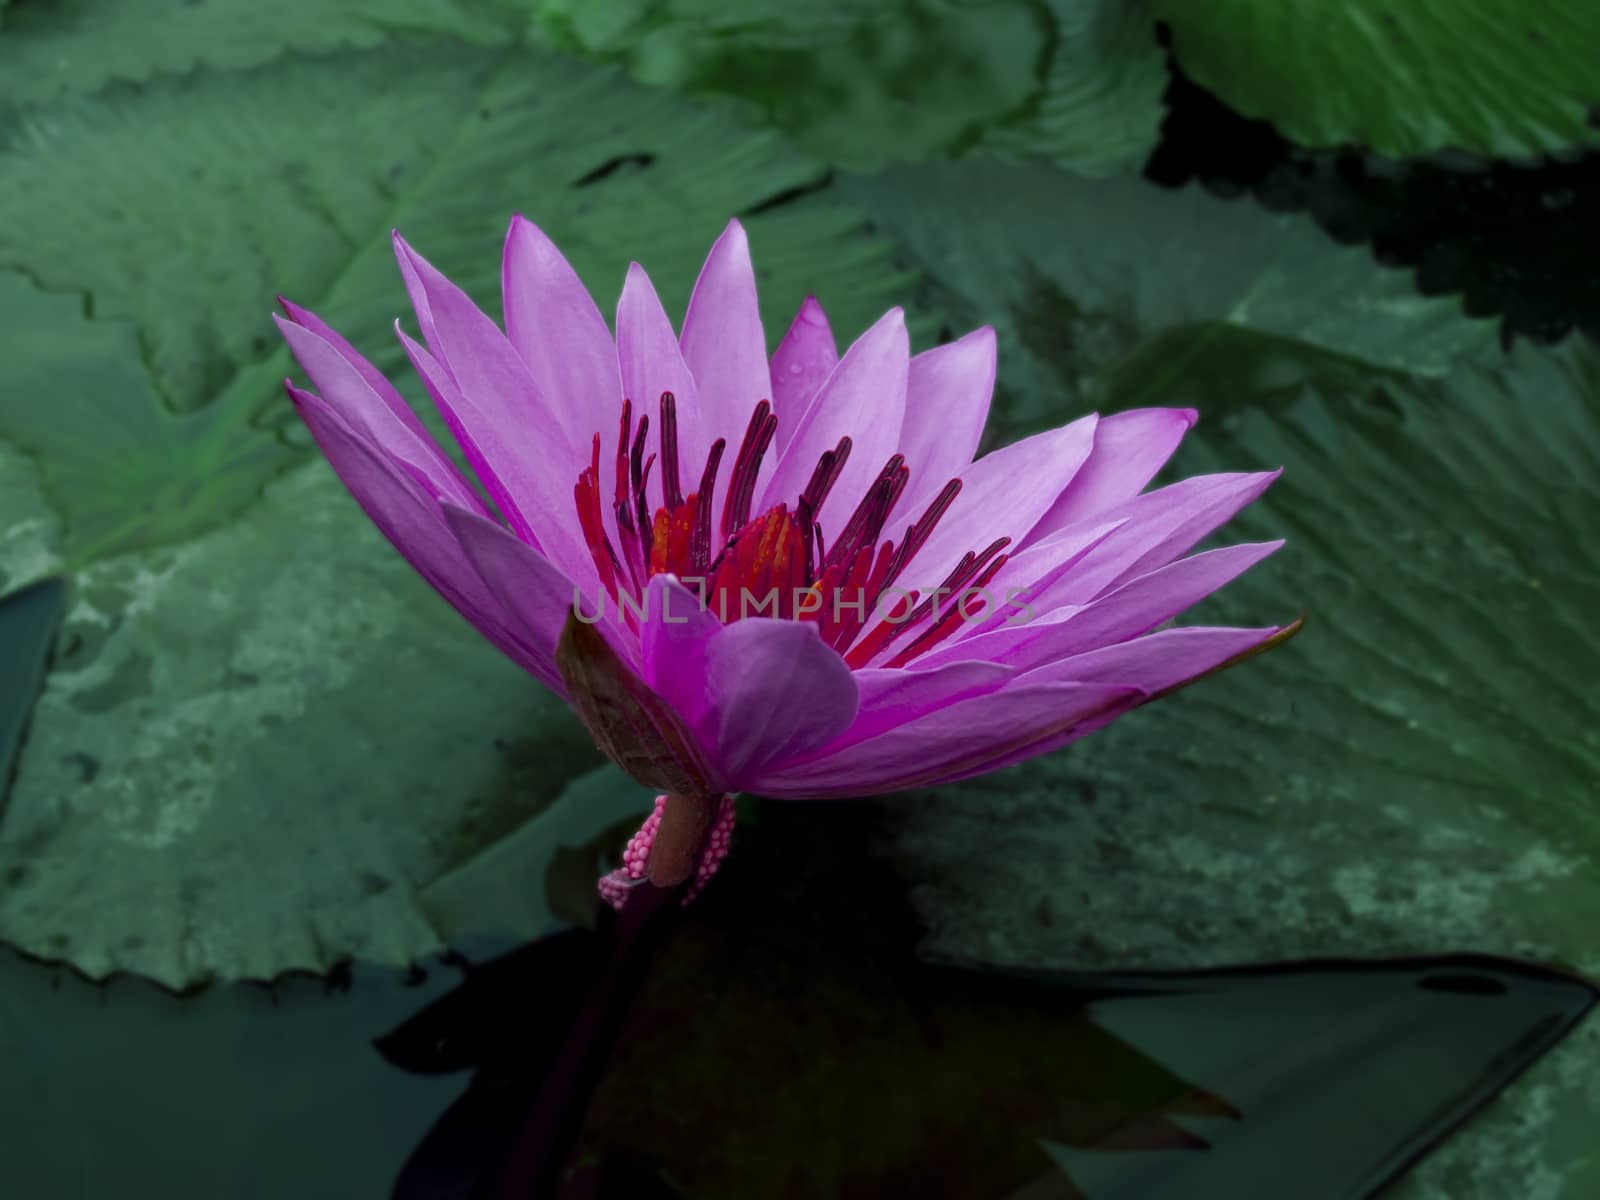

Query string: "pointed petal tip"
[[505, 211, 549, 244], [794, 294, 831, 328], [283, 380, 323, 414]]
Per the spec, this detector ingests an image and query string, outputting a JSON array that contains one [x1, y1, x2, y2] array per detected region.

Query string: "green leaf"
[[0, 39, 915, 561], [0, 274, 292, 565], [1150, 0, 1600, 160], [838, 161, 1500, 439], [0, 41, 916, 988], [835, 160, 1599, 1195], [0, 0, 514, 107], [531, 0, 1049, 167], [0, 438, 603, 988], [976, 0, 1167, 177]]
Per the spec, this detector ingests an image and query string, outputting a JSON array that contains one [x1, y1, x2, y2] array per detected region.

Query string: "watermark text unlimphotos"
[[573, 578, 1037, 626]]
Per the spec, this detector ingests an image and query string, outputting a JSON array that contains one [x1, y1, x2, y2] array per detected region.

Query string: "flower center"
[[574, 393, 1011, 668]]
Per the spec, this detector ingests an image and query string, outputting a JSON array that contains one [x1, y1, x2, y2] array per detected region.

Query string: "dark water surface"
[[4, 791, 1594, 1200]]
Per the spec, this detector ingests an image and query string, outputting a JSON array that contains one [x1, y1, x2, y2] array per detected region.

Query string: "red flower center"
[[574, 393, 1011, 669]]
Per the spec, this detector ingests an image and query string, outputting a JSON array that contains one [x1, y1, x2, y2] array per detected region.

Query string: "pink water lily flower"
[[277, 217, 1294, 904]]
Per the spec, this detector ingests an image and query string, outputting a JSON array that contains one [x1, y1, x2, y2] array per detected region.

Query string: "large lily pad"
[[531, 0, 1047, 167], [833, 159, 1599, 1196], [1151, 0, 1600, 160], [530, 0, 1170, 174], [0, 39, 916, 988], [0, 0, 513, 107], [976, 0, 1167, 177], [0, 38, 915, 559]]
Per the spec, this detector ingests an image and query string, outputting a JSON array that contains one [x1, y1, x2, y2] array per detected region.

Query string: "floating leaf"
[[1150, 0, 1600, 160], [531, 0, 1048, 167], [976, 0, 1167, 177], [0, 273, 290, 565], [0, 0, 513, 107], [0, 39, 915, 558]]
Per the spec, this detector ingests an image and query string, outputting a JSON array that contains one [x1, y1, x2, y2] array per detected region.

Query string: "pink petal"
[[616, 261, 707, 511], [1022, 624, 1285, 692], [933, 540, 1283, 675], [693, 619, 859, 785], [440, 501, 621, 679], [897, 326, 995, 505], [905, 413, 1098, 589], [769, 296, 838, 455], [277, 299, 426, 443], [391, 235, 594, 568], [680, 220, 773, 506], [1025, 407, 1197, 545], [397, 324, 608, 591], [396, 236, 580, 477], [760, 307, 909, 537], [1043, 470, 1281, 604], [287, 385, 566, 696], [393, 241, 441, 355], [638, 573, 722, 728], [830, 659, 1013, 749], [751, 681, 1142, 798], [275, 311, 483, 513], [501, 214, 621, 474]]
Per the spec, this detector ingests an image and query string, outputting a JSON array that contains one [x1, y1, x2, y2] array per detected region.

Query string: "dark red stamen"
[[611, 401, 644, 591], [799, 437, 851, 516], [660, 392, 684, 510], [721, 400, 777, 540], [691, 440, 725, 574], [630, 414, 652, 572], [823, 455, 905, 574], [575, 434, 622, 602]]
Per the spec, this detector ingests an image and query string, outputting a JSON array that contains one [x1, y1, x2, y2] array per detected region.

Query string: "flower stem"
[[646, 790, 716, 887], [486, 793, 716, 1199]]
